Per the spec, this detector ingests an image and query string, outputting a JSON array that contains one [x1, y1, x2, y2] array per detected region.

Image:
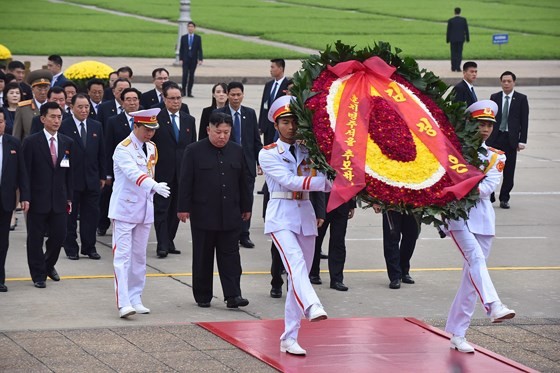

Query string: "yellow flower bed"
[[65, 60, 114, 81], [0, 44, 12, 60]]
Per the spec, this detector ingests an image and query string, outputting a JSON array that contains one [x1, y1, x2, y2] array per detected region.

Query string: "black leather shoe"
[[34, 281, 46, 288], [157, 250, 168, 258], [197, 302, 211, 308], [87, 252, 101, 260], [97, 228, 107, 236], [67, 254, 79, 260], [330, 282, 348, 291], [389, 279, 401, 289], [320, 251, 328, 259], [240, 238, 255, 248], [187, 94, 194, 98], [500, 201, 510, 209], [47, 268, 60, 281], [226, 296, 249, 308], [402, 274, 415, 284], [490, 193, 496, 203], [168, 249, 181, 254], [0, 283, 7, 292], [270, 287, 282, 298], [309, 275, 322, 285]]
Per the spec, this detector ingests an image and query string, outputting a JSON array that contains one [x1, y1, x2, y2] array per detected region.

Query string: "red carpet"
[[197, 317, 536, 372]]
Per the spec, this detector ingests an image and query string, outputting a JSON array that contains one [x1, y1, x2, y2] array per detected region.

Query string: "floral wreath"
[[290, 41, 485, 226]]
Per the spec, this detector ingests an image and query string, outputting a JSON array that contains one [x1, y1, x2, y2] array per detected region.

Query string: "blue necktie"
[[171, 114, 179, 142], [233, 112, 241, 144], [129, 117, 134, 130], [268, 82, 278, 108]]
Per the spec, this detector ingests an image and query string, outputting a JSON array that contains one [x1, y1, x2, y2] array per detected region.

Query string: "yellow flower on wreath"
[[0, 44, 12, 60], [65, 60, 114, 81]]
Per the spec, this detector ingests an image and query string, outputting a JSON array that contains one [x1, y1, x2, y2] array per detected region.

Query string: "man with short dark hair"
[[452, 61, 478, 107], [178, 112, 251, 309], [59, 93, 106, 260], [47, 55, 69, 87], [179, 21, 203, 97], [487, 71, 529, 209], [7, 61, 32, 101], [151, 84, 196, 258], [141, 68, 169, 109], [22, 101, 74, 289], [87, 78, 105, 119], [216, 82, 262, 248], [259, 59, 290, 146], [30, 86, 70, 134], [96, 78, 131, 131], [447, 8, 470, 72], [61, 81, 78, 115], [102, 71, 119, 102]]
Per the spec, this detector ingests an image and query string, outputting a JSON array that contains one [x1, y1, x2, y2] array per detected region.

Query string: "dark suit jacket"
[[179, 33, 203, 64], [487, 91, 529, 149], [105, 112, 132, 178], [59, 117, 106, 191], [102, 86, 114, 102], [258, 78, 290, 141], [151, 101, 190, 115], [0, 134, 30, 212], [22, 131, 73, 214], [52, 74, 69, 88], [96, 100, 119, 131], [216, 106, 263, 178], [1, 108, 15, 135], [151, 110, 197, 184], [178, 139, 250, 231], [19, 83, 33, 102], [141, 89, 162, 110], [198, 106, 216, 140], [30, 111, 71, 135], [447, 16, 469, 43], [452, 80, 476, 106], [88, 99, 102, 120]]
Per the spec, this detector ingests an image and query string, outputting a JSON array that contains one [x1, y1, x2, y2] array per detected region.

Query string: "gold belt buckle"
[[292, 192, 302, 200]]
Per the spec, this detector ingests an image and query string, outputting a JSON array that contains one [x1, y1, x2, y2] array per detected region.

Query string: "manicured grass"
[[2, 0, 559, 59]]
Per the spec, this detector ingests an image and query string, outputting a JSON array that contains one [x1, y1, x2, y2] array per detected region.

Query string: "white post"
[[174, 0, 191, 66]]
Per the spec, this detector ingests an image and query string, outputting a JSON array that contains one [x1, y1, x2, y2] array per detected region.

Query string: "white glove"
[[153, 182, 171, 198]]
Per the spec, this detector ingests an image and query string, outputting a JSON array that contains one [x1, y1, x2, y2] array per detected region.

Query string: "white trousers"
[[112, 220, 151, 309], [445, 230, 500, 337], [271, 230, 320, 341]]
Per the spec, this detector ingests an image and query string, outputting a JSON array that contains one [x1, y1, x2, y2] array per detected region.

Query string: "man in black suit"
[[7, 61, 33, 101], [151, 81, 190, 114], [47, 55, 69, 88], [97, 78, 131, 131], [179, 21, 203, 97], [152, 84, 196, 258], [141, 68, 169, 110], [102, 71, 118, 102], [452, 61, 478, 107], [99, 87, 141, 236], [487, 71, 529, 209], [178, 112, 251, 308], [87, 78, 105, 120], [447, 8, 470, 72], [62, 81, 78, 116], [216, 82, 263, 248], [259, 59, 290, 146], [59, 93, 106, 260], [22, 102, 73, 288], [0, 111, 30, 292], [30, 87, 70, 134]]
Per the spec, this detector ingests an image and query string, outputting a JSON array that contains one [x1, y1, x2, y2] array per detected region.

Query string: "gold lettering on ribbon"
[[416, 118, 437, 137], [385, 81, 406, 103], [339, 95, 360, 184], [448, 155, 468, 174]]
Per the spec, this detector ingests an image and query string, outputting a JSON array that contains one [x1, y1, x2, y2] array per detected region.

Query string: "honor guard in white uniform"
[[445, 100, 516, 353], [108, 108, 171, 318], [259, 96, 332, 356]]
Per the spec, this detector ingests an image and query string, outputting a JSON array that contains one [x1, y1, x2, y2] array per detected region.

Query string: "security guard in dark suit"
[[22, 102, 73, 289], [151, 84, 197, 258], [178, 112, 251, 309], [0, 111, 30, 292], [446, 7, 470, 72]]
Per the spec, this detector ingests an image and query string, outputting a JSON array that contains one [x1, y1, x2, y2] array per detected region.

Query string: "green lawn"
[[2, 0, 559, 59]]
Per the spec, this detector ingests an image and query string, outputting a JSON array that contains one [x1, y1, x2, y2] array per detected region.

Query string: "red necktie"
[[50, 137, 57, 167]]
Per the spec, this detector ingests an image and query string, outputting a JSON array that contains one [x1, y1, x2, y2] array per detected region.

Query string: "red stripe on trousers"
[[271, 232, 305, 313]]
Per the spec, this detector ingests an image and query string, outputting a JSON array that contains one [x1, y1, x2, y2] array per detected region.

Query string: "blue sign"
[[492, 34, 509, 45]]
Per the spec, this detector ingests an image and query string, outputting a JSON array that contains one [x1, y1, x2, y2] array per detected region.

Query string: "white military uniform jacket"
[[448, 143, 506, 235], [108, 133, 158, 224], [259, 140, 331, 236]]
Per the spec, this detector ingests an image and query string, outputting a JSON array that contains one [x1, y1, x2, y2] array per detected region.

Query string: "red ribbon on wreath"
[[326, 57, 484, 212]]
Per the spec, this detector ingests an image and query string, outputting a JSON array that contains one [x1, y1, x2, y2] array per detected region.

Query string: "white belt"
[[270, 191, 310, 200]]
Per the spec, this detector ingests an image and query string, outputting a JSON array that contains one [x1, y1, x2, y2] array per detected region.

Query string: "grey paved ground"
[[1, 59, 559, 372]]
